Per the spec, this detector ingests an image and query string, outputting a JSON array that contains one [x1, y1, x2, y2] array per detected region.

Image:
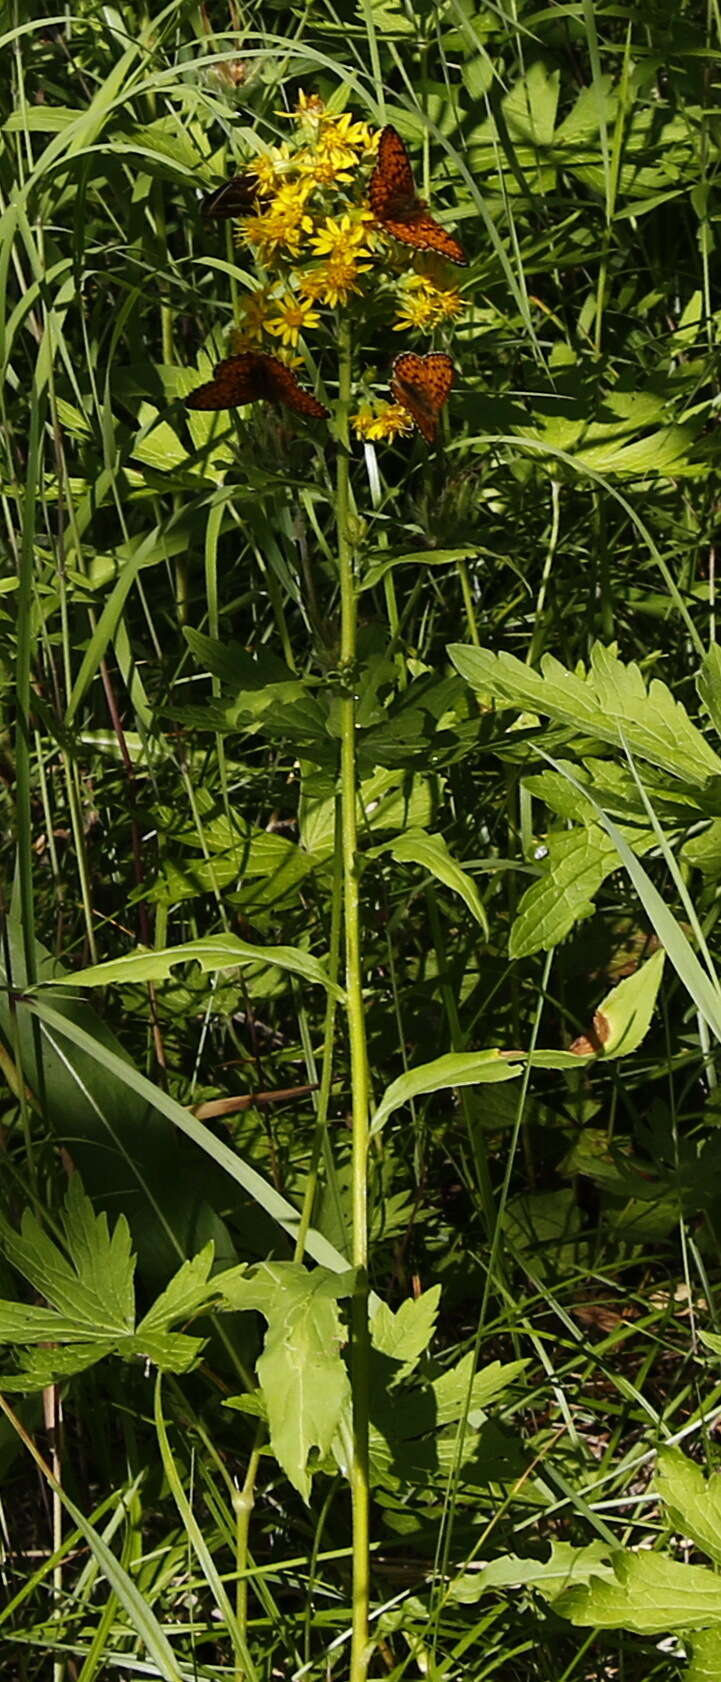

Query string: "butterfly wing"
[[263, 356, 329, 418], [186, 352, 328, 419], [201, 173, 262, 219], [369, 124, 467, 265], [186, 353, 263, 410], [383, 210, 466, 265], [390, 351, 454, 443], [369, 125, 416, 220]]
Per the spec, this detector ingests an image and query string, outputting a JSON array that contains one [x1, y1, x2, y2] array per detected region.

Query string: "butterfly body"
[[186, 351, 329, 418], [369, 126, 466, 266], [390, 351, 454, 443]]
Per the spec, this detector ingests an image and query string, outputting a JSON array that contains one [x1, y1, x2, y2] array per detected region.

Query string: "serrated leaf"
[[40, 934, 342, 1000], [370, 1286, 441, 1378], [381, 830, 488, 935], [449, 642, 721, 787], [0, 1178, 135, 1337], [510, 824, 618, 958], [370, 1050, 523, 1138], [135, 1244, 217, 1342], [221, 1262, 352, 1501], [656, 1447, 721, 1568], [556, 1549, 721, 1632]]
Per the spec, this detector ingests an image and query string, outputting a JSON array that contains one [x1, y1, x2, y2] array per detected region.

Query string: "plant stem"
[[336, 315, 371, 1682], [294, 802, 343, 1263]]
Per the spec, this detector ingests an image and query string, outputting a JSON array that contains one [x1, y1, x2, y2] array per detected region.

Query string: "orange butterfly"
[[186, 351, 329, 419], [201, 172, 266, 220], [369, 126, 467, 267], [390, 351, 455, 443]]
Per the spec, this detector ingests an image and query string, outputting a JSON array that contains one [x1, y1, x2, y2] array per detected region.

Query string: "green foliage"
[[4, 0, 721, 1677], [0, 1179, 220, 1384]]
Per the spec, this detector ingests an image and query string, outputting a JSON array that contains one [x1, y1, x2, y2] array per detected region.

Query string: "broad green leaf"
[[370, 1286, 441, 1377], [0, 1177, 134, 1336], [222, 1262, 352, 1502], [577, 947, 665, 1059], [683, 819, 721, 878], [689, 1630, 721, 1681], [381, 829, 489, 935], [449, 642, 721, 787], [449, 1540, 613, 1604], [510, 824, 618, 959], [557, 1549, 721, 1632], [698, 643, 721, 741], [40, 934, 342, 1000], [656, 1448, 721, 1568], [370, 1050, 523, 1138]]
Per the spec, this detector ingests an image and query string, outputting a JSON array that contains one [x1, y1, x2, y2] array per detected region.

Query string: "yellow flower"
[[241, 184, 314, 260], [299, 254, 370, 307], [232, 286, 272, 343], [251, 144, 294, 196], [294, 90, 326, 120], [352, 402, 414, 441], [308, 211, 374, 261], [266, 293, 322, 347], [393, 273, 465, 331]]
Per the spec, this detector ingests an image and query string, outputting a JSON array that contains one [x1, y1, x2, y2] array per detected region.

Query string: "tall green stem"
[[337, 316, 371, 1682]]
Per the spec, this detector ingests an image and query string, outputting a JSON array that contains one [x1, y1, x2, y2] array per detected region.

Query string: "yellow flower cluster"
[[352, 402, 415, 442], [393, 273, 464, 331]]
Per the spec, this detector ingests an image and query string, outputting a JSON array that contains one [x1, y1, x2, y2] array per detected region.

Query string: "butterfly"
[[369, 125, 467, 266], [201, 172, 265, 220], [186, 351, 329, 419], [390, 351, 455, 443]]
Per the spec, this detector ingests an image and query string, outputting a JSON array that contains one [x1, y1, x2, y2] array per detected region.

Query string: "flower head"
[[266, 293, 322, 347], [352, 401, 414, 441], [394, 273, 465, 331], [309, 210, 374, 261], [242, 183, 314, 261], [299, 254, 370, 308]]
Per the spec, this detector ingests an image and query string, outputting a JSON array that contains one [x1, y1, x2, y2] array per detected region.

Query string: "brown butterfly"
[[201, 172, 266, 220], [390, 351, 455, 443], [186, 351, 329, 419], [369, 125, 467, 266]]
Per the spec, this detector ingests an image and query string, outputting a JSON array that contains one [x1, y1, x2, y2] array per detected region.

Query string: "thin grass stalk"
[[336, 315, 371, 1682]]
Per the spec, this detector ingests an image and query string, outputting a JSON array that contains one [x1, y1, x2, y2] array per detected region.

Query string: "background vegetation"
[[3, 0, 721, 1677]]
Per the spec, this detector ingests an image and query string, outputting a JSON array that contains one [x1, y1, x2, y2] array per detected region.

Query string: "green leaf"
[[656, 1447, 721, 1568], [449, 1540, 613, 1604], [698, 643, 721, 741], [583, 947, 665, 1058], [510, 824, 619, 958], [370, 1286, 441, 1377], [370, 1050, 523, 1138], [40, 934, 343, 1000], [221, 1262, 353, 1501], [0, 1177, 135, 1338], [688, 1630, 721, 1681], [359, 547, 480, 593], [449, 642, 721, 787], [557, 1549, 721, 1632], [381, 829, 489, 935]]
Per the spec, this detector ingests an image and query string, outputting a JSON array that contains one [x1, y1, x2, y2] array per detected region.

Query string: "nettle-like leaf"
[[222, 1262, 353, 1502], [557, 1447, 721, 1665], [0, 1180, 219, 1387], [449, 641, 721, 788], [370, 1286, 441, 1381]]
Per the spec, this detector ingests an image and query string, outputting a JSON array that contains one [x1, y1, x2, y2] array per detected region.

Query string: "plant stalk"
[[336, 316, 371, 1682]]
